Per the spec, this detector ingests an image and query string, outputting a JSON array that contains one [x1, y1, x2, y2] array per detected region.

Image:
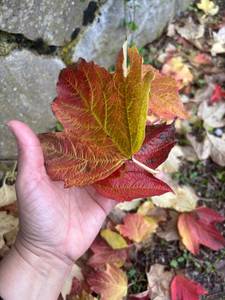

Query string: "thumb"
[[7, 120, 46, 177]]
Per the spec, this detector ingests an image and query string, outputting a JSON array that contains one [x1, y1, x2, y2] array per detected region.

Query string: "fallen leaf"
[[197, 0, 219, 16], [175, 17, 205, 41], [87, 238, 127, 268], [137, 201, 155, 216], [143, 65, 187, 120], [100, 229, 128, 249], [61, 264, 83, 299], [198, 100, 225, 128], [0, 212, 18, 250], [67, 291, 97, 300], [157, 211, 179, 242], [210, 84, 225, 104], [193, 53, 212, 65], [94, 124, 175, 201], [162, 57, 193, 88], [147, 264, 174, 300], [128, 290, 150, 299], [159, 145, 184, 173], [0, 183, 16, 208], [87, 264, 128, 300], [207, 133, 225, 166], [170, 275, 208, 300], [152, 186, 198, 212], [116, 213, 158, 243], [116, 199, 142, 211], [178, 207, 225, 254], [187, 133, 211, 160], [211, 26, 225, 55], [39, 46, 153, 187]]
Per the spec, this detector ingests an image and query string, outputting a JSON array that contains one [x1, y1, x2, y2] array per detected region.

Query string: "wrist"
[[15, 234, 73, 278], [0, 236, 73, 300]]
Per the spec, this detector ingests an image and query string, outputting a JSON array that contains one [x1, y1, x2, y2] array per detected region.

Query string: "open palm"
[[8, 120, 115, 263]]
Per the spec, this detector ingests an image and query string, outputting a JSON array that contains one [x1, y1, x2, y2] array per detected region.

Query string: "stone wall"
[[0, 0, 192, 158]]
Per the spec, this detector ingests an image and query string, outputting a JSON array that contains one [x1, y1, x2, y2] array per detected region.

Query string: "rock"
[[0, 0, 90, 45], [72, 0, 192, 67], [0, 50, 65, 159], [0, 0, 192, 64]]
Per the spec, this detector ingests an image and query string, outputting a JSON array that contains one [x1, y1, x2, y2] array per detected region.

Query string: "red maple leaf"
[[171, 275, 207, 300], [210, 84, 225, 104], [87, 238, 127, 269], [94, 124, 175, 201], [178, 206, 225, 254]]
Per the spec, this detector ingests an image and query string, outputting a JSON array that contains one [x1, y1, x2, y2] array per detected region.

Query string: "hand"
[[8, 120, 115, 264]]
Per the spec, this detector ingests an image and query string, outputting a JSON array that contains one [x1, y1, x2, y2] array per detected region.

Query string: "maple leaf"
[[143, 65, 188, 120], [178, 207, 225, 254], [197, 0, 219, 16], [210, 84, 225, 104], [94, 124, 175, 201], [100, 229, 128, 249], [162, 57, 193, 88], [193, 53, 212, 65], [116, 213, 158, 243], [170, 275, 208, 300], [87, 264, 128, 300], [87, 238, 127, 268], [39, 46, 153, 187]]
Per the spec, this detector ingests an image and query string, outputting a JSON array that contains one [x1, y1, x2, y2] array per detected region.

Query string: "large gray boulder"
[[0, 50, 65, 159], [73, 0, 192, 67], [0, 0, 90, 45]]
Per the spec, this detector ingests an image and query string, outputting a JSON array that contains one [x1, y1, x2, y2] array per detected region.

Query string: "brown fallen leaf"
[[175, 17, 205, 41], [0, 211, 18, 250], [0, 182, 16, 208], [147, 264, 174, 300], [207, 133, 225, 166], [198, 100, 225, 128], [156, 211, 179, 242], [187, 133, 211, 160]]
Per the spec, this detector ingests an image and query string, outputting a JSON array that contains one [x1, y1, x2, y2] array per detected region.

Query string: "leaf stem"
[[132, 157, 159, 175]]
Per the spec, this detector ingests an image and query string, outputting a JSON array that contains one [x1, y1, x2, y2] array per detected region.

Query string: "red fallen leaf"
[[171, 275, 208, 300], [143, 65, 188, 120], [210, 84, 225, 104], [87, 264, 128, 300], [178, 206, 225, 254], [128, 290, 150, 299], [116, 213, 158, 243], [94, 124, 175, 201], [193, 53, 212, 65], [87, 238, 127, 268]]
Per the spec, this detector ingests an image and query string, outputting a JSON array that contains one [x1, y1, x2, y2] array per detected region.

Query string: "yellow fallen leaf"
[[197, 0, 219, 16], [152, 186, 198, 212], [100, 229, 128, 249], [116, 213, 158, 243], [162, 57, 193, 88], [137, 200, 155, 215]]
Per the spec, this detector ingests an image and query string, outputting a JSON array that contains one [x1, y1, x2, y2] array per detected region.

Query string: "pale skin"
[[0, 120, 115, 300]]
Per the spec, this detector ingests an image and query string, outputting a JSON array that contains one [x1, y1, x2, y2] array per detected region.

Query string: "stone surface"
[[72, 0, 193, 67], [0, 50, 65, 158], [0, 0, 90, 45]]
